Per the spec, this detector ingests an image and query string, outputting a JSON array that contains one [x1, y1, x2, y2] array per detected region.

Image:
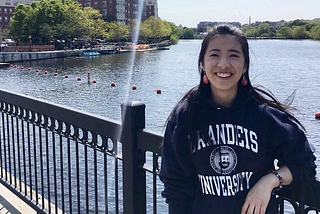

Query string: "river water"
[[0, 39, 320, 213]]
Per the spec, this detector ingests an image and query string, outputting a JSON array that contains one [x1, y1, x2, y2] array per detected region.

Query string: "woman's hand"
[[241, 173, 279, 214], [241, 166, 293, 214]]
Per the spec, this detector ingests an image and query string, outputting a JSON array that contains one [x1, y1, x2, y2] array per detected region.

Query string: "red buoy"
[[54, 73, 58, 76], [316, 112, 320, 120], [28, 68, 31, 71], [111, 82, 116, 87], [10, 64, 13, 67], [132, 85, 137, 90], [44, 71, 48, 74], [14, 65, 17, 68], [21, 67, 24, 70], [65, 75, 69, 78], [92, 80, 97, 83], [36, 69, 39, 73], [157, 89, 161, 94]]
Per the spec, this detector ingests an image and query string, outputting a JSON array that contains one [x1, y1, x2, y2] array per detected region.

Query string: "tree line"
[[9, 0, 318, 45], [241, 19, 320, 40], [5, 0, 196, 46]]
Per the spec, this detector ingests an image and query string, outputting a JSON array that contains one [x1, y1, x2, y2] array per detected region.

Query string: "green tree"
[[242, 25, 260, 37], [260, 33, 270, 38], [268, 32, 277, 38], [170, 34, 179, 44], [82, 7, 107, 42], [106, 22, 129, 42], [258, 23, 270, 36], [310, 25, 320, 40], [182, 28, 195, 39], [139, 21, 152, 40], [140, 17, 172, 42], [165, 21, 182, 44], [39, 23, 57, 43], [286, 19, 307, 28], [245, 28, 259, 37], [8, 0, 107, 45], [55, 1, 87, 41], [278, 26, 292, 38], [8, 4, 34, 43], [30, 0, 73, 43], [292, 26, 307, 39], [304, 23, 316, 31]]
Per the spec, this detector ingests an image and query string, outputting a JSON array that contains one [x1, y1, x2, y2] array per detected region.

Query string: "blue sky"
[[158, 0, 320, 27]]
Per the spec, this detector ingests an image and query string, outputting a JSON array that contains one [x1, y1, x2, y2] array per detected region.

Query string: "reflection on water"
[[1, 39, 320, 213]]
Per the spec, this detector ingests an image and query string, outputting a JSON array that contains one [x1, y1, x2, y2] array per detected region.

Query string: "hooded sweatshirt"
[[159, 85, 316, 214]]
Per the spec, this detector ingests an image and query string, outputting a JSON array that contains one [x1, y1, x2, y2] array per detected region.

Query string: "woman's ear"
[[201, 63, 205, 71]]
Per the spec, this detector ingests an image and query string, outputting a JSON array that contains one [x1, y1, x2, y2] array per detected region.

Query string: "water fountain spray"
[[118, 0, 146, 140]]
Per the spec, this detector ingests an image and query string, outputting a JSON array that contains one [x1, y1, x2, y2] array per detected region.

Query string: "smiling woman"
[[202, 36, 245, 107], [159, 25, 318, 214]]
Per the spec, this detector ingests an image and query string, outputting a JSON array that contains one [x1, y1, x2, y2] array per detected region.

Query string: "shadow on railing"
[[0, 89, 318, 214]]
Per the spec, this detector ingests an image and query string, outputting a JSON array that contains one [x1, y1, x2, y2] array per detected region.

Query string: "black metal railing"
[[0, 88, 318, 214], [0, 88, 126, 214]]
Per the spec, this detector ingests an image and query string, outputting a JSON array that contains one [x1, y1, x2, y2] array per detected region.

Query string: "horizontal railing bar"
[[137, 130, 163, 155], [0, 89, 121, 140]]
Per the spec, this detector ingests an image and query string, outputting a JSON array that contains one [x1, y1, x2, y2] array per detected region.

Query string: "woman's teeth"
[[216, 73, 231, 78]]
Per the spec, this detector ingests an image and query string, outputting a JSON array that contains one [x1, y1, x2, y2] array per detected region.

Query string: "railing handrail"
[[0, 89, 121, 139], [137, 129, 163, 155]]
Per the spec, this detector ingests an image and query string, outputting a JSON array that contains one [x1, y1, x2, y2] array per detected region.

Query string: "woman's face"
[[202, 35, 246, 100]]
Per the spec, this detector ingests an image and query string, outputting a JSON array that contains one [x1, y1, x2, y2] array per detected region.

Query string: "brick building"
[[75, 0, 158, 25], [0, 1, 13, 41], [0, 0, 41, 41], [0, 0, 41, 29], [0, 2, 14, 30]]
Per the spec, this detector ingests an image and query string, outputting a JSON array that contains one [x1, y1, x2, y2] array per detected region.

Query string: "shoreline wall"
[[0, 50, 85, 63]]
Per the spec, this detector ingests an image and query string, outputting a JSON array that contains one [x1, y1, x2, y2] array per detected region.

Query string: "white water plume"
[[117, 0, 146, 140]]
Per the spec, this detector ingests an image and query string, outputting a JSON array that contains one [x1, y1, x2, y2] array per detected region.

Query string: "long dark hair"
[[167, 24, 304, 142]]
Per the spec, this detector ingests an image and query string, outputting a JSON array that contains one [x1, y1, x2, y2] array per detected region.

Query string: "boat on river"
[[95, 45, 117, 54], [81, 51, 100, 57], [115, 44, 170, 53], [157, 47, 170, 50]]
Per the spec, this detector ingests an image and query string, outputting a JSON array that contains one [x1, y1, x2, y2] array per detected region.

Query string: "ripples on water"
[[0, 39, 320, 213]]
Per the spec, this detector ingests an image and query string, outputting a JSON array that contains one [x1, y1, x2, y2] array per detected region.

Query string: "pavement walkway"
[[0, 182, 35, 214]]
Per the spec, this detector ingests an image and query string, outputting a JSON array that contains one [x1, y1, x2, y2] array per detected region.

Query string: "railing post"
[[121, 101, 146, 214]]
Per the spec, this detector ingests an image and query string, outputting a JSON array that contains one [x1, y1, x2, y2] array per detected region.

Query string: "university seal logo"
[[210, 146, 237, 175]]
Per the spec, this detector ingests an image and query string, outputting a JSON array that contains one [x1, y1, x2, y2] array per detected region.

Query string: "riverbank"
[[0, 45, 170, 63], [0, 49, 85, 63]]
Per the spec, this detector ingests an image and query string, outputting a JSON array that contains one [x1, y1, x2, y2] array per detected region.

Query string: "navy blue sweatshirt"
[[159, 85, 316, 214]]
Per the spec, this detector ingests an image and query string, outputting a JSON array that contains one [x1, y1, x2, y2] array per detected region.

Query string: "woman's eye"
[[230, 54, 240, 58], [210, 54, 219, 57]]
